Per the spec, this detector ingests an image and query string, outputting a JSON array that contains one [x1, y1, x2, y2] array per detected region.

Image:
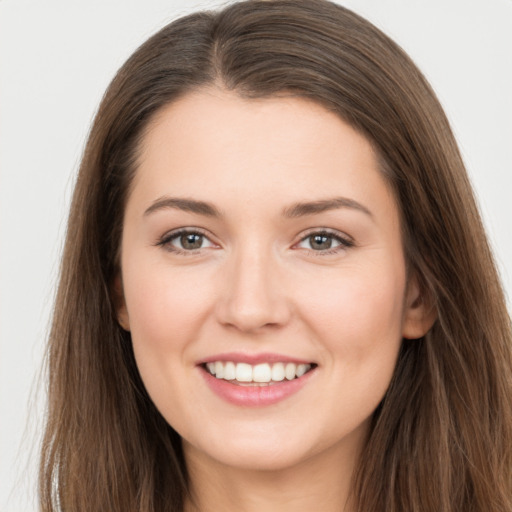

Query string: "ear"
[[402, 274, 437, 340], [112, 274, 131, 331]]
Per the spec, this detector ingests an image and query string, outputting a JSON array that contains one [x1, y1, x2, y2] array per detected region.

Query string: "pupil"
[[181, 233, 202, 249], [310, 234, 332, 250]]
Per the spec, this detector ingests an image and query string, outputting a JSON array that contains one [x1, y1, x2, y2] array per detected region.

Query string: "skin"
[[116, 89, 433, 512]]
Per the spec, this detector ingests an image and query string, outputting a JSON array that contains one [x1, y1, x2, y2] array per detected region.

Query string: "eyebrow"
[[143, 195, 372, 219], [282, 197, 373, 218], [144, 196, 222, 217]]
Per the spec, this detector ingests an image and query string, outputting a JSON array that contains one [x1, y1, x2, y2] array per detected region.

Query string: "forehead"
[[128, 88, 397, 223]]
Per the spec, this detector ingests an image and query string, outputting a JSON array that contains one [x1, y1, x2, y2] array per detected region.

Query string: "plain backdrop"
[[1, 0, 511, 510]]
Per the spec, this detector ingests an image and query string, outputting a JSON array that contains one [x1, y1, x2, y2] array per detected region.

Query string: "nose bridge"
[[217, 240, 290, 332]]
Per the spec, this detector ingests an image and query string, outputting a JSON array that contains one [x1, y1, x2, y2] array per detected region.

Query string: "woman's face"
[[117, 89, 428, 473]]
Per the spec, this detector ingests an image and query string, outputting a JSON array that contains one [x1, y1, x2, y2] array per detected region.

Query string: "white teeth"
[[215, 361, 224, 379], [285, 362, 296, 380], [296, 364, 308, 377], [271, 362, 285, 382], [235, 363, 253, 382], [205, 361, 313, 383], [253, 363, 272, 383], [223, 361, 236, 380]]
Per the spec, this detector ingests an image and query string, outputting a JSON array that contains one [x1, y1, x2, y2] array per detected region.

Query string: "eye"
[[157, 228, 216, 253], [295, 231, 353, 253]]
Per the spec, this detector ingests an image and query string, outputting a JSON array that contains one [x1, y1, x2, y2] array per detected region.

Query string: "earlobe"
[[402, 275, 437, 339], [112, 274, 131, 331]]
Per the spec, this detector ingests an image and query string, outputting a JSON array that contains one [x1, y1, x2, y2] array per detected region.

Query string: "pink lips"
[[197, 352, 317, 407]]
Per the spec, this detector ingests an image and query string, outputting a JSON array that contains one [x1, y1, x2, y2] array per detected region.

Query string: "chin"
[[186, 436, 315, 472], [181, 417, 363, 474]]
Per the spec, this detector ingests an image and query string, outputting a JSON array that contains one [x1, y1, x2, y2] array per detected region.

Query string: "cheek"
[[296, 261, 406, 360], [123, 261, 213, 342], [121, 260, 220, 423], [121, 258, 219, 398], [303, 263, 406, 421]]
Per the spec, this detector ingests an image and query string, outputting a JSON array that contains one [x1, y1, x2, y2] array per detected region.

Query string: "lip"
[[197, 352, 314, 366], [198, 361, 317, 407]]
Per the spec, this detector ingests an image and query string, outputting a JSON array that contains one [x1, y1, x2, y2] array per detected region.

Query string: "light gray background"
[[1, 1, 511, 510]]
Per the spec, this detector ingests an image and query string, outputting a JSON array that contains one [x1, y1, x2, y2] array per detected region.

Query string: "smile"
[[205, 361, 313, 385], [199, 356, 318, 407]]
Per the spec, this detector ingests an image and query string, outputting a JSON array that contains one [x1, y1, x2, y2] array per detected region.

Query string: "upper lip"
[[197, 352, 315, 366]]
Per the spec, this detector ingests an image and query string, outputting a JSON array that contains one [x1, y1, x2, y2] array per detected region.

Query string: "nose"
[[215, 247, 292, 333]]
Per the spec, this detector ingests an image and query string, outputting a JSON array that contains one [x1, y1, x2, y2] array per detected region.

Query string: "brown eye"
[[180, 233, 204, 250], [158, 229, 216, 253], [309, 234, 333, 250], [296, 230, 353, 253]]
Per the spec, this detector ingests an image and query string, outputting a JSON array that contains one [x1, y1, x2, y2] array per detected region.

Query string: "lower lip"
[[199, 366, 316, 407]]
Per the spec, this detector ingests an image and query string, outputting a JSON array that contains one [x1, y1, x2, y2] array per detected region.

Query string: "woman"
[[39, 0, 512, 511]]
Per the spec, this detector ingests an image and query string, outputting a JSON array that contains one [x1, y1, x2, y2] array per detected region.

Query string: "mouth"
[[198, 355, 318, 406], [201, 361, 317, 386]]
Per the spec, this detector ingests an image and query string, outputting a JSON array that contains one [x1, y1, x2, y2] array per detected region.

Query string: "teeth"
[[205, 361, 313, 383], [224, 361, 236, 380], [253, 363, 272, 383], [215, 361, 224, 379], [236, 363, 253, 382], [271, 362, 285, 382], [296, 364, 308, 377], [285, 362, 296, 380]]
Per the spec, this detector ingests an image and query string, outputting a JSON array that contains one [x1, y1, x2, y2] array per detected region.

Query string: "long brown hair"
[[40, 1, 512, 510]]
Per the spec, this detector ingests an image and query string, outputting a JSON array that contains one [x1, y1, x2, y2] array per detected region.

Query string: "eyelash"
[[156, 228, 354, 255], [156, 228, 214, 255], [295, 229, 354, 255]]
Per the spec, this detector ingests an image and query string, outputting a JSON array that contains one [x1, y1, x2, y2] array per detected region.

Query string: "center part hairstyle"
[[40, 1, 512, 511]]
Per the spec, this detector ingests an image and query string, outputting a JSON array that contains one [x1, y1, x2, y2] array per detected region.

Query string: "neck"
[[183, 434, 363, 512]]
